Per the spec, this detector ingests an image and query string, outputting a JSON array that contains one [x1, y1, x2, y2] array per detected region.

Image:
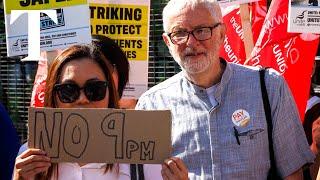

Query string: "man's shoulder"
[[230, 63, 284, 83], [230, 63, 279, 75], [141, 72, 184, 97]]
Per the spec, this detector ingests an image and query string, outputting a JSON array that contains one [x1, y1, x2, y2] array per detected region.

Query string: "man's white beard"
[[170, 48, 214, 75], [181, 56, 212, 74]]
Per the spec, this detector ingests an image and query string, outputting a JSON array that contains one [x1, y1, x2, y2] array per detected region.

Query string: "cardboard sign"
[[28, 107, 172, 164], [3, 0, 91, 57], [288, 0, 320, 33], [89, 0, 150, 99]]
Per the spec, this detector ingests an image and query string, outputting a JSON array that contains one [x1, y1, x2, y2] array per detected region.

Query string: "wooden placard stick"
[[240, 3, 254, 59], [46, 50, 61, 69]]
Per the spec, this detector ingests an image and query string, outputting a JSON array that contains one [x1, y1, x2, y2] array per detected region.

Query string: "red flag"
[[249, 0, 302, 57], [220, 6, 246, 64], [250, 0, 267, 43], [246, 0, 319, 120], [220, 1, 267, 64], [30, 59, 47, 107]]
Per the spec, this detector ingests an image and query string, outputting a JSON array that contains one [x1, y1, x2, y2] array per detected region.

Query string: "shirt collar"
[[215, 59, 232, 104], [183, 58, 232, 101]]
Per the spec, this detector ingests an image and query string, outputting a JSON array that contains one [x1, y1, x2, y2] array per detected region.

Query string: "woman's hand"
[[13, 148, 51, 180], [161, 157, 188, 180]]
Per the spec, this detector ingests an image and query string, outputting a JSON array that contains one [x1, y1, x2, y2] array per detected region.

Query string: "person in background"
[[13, 44, 187, 180], [303, 61, 320, 180], [92, 35, 161, 178], [92, 35, 129, 98], [92, 35, 137, 109], [136, 0, 314, 179], [0, 102, 20, 180], [304, 95, 320, 180]]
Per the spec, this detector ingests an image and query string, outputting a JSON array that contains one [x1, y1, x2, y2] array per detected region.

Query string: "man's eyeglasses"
[[167, 23, 222, 45], [54, 80, 108, 103]]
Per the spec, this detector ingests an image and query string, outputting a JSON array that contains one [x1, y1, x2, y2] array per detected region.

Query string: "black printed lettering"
[[90, 6, 142, 21], [95, 25, 141, 35], [89, 6, 96, 18], [20, 0, 30, 6]]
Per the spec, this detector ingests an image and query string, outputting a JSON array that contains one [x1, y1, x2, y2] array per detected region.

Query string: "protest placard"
[[28, 107, 171, 164], [3, 0, 91, 57], [288, 0, 320, 33], [89, 0, 150, 99]]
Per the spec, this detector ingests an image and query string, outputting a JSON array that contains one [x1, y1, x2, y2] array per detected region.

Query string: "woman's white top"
[[55, 163, 162, 180], [18, 144, 163, 180], [56, 163, 130, 180]]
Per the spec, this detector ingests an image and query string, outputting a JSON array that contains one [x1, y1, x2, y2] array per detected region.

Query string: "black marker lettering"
[[63, 113, 89, 158], [126, 140, 139, 159], [34, 111, 62, 158], [140, 141, 155, 160], [101, 112, 125, 159]]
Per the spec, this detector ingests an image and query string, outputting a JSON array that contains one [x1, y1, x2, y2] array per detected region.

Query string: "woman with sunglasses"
[[13, 44, 188, 180]]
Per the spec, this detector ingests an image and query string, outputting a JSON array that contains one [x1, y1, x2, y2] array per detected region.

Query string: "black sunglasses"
[[54, 80, 108, 103]]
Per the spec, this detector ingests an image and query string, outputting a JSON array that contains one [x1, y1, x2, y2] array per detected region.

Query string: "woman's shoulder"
[[307, 96, 320, 111], [18, 143, 28, 155]]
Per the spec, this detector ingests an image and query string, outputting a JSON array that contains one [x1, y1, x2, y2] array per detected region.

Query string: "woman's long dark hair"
[[92, 35, 129, 98], [45, 44, 119, 108], [40, 44, 120, 179]]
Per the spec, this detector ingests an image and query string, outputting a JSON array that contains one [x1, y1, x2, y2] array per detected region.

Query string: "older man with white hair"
[[136, 0, 315, 179]]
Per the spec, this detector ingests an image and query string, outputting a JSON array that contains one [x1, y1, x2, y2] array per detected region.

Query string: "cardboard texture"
[[28, 107, 171, 164]]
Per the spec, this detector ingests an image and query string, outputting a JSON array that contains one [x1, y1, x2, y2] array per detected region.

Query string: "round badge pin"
[[232, 109, 250, 127]]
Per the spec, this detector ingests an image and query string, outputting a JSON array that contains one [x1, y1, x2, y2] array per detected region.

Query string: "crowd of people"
[[0, 0, 320, 179]]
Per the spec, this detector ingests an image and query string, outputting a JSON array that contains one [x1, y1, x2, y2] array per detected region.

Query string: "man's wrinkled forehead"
[[163, 1, 221, 32], [166, 6, 214, 32]]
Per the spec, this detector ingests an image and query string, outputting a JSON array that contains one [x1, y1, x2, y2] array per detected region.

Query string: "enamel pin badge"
[[232, 109, 250, 127]]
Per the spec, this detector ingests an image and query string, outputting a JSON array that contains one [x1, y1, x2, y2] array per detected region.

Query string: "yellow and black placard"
[[90, 3, 149, 61], [5, 0, 87, 14]]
